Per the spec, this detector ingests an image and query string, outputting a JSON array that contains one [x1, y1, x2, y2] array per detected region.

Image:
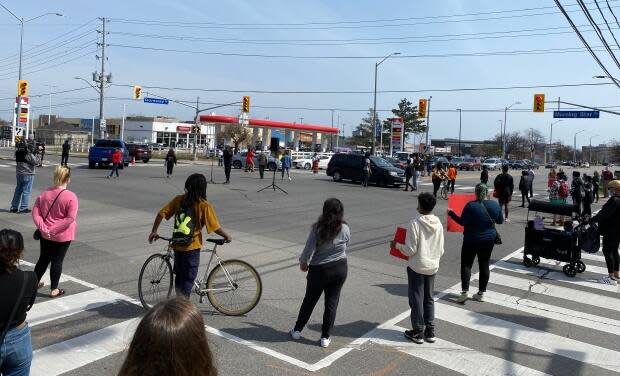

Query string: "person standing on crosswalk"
[[448, 183, 503, 304], [61, 140, 70, 167], [118, 298, 217, 376], [589, 180, 620, 284], [10, 141, 40, 214], [0, 229, 38, 376], [164, 148, 177, 178], [391, 193, 444, 344], [32, 166, 79, 298]]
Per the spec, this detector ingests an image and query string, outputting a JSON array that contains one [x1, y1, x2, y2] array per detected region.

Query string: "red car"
[[457, 157, 482, 171]]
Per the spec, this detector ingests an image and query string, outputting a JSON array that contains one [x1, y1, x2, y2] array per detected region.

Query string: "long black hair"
[[182, 173, 207, 208], [315, 198, 345, 245], [0, 229, 24, 273]]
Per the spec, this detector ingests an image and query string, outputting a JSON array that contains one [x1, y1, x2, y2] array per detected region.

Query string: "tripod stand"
[[208, 154, 219, 184], [257, 166, 287, 194]]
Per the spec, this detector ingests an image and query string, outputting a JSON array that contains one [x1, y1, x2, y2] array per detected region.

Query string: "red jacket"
[[111, 150, 122, 164]]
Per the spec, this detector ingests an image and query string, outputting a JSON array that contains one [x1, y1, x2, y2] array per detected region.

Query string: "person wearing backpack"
[[148, 174, 232, 297], [518, 170, 531, 207], [590, 180, 620, 284], [493, 165, 514, 221], [571, 171, 585, 216], [0, 229, 38, 376], [164, 148, 177, 178]]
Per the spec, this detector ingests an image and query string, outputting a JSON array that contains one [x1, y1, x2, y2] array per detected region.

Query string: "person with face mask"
[[590, 180, 620, 284]]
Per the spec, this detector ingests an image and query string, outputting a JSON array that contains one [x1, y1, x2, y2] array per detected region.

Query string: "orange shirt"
[[447, 167, 457, 181], [158, 195, 221, 251]]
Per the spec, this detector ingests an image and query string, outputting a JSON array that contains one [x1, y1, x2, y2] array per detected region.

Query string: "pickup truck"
[[88, 140, 130, 169]]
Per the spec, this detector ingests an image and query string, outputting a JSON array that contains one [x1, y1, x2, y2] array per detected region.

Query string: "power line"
[[0, 39, 98, 74], [108, 43, 620, 59], [554, 0, 620, 90], [110, 81, 612, 95], [606, 0, 620, 29], [0, 87, 92, 101], [0, 50, 98, 81], [594, 0, 620, 49], [577, 0, 620, 69]]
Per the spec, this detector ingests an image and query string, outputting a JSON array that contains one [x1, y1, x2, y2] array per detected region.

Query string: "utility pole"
[[95, 17, 111, 140], [457, 108, 462, 156], [193, 96, 200, 161], [424, 96, 432, 154], [331, 110, 334, 151]]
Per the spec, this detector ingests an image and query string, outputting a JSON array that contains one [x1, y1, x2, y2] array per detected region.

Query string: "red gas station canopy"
[[199, 115, 339, 134]]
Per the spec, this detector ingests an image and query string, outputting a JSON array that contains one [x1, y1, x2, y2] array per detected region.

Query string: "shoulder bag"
[[0, 272, 27, 346], [480, 201, 502, 245], [34, 189, 66, 240]]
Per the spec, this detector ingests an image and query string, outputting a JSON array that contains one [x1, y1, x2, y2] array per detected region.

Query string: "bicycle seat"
[[207, 238, 226, 246]]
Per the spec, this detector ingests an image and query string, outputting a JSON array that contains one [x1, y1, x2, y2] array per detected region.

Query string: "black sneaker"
[[404, 330, 424, 344], [18, 209, 31, 214], [9, 208, 18, 213], [424, 328, 436, 343]]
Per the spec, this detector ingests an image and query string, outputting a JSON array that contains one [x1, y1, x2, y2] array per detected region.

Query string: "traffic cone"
[[132, 156, 136, 166]]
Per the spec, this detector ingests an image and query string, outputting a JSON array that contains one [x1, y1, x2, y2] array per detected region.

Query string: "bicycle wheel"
[[440, 185, 448, 200], [206, 259, 262, 316], [138, 254, 173, 310]]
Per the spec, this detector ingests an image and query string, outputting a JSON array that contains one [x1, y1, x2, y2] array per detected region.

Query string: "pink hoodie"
[[32, 187, 79, 242]]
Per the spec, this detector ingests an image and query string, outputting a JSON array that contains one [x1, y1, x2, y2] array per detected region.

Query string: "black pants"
[[407, 267, 435, 334], [109, 163, 120, 177], [224, 164, 231, 182], [593, 183, 600, 202], [173, 249, 200, 297], [448, 179, 456, 194], [521, 190, 530, 206], [218, 158, 223, 167], [259, 165, 266, 179], [528, 182, 534, 198], [404, 174, 414, 191], [361, 170, 369, 187], [432, 179, 441, 197], [572, 196, 582, 216], [461, 240, 494, 293], [294, 259, 347, 338], [39, 152, 44, 166], [34, 238, 71, 290], [166, 162, 174, 175], [602, 236, 620, 274], [583, 200, 592, 216], [61, 154, 69, 166]]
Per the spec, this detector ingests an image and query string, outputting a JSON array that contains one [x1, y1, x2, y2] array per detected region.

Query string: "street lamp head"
[[55, 13, 63, 16], [393, 52, 401, 55], [593, 75, 607, 79]]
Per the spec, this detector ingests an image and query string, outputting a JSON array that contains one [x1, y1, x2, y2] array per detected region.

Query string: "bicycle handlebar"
[[154, 235, 228, 245]]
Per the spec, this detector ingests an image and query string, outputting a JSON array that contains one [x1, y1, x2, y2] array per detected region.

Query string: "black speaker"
[[270, 137, 279, 153]]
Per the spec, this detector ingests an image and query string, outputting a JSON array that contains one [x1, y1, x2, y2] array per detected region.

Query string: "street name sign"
[[144, 97, 169, 105], [553, 111, 600, 119]]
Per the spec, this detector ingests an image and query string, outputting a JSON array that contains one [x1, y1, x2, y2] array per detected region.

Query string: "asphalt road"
[[0, 150, 617, 376]]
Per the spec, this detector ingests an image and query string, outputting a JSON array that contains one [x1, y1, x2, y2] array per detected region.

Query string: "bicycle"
[[439, 178, 449, 200], [138, 236, 262, 316]]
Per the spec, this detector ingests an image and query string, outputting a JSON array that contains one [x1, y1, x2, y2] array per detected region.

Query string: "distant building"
[[582, 144, 616, 163], [123, 116, 215, 149]]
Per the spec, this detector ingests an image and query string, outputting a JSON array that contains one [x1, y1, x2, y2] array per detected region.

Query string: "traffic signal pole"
[[99, 17, 106, 140]]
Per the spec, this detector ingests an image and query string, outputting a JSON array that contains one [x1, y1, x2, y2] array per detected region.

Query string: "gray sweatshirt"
[[15, 149, 38, 176], [299, 223, 350, 266]]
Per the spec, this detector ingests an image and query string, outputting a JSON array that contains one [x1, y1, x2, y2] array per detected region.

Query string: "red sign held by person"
[[447, 194, 476, 232], [389, 227, 409, 260]]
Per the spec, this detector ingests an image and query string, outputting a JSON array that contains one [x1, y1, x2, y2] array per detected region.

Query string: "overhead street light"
[[588, 134, 599, 163], [593, 75, 620, 85], [574, 129, 585, 163], [0, 4, 63, 80], [502, 101, 521, 158], [372, 52, 400, 155]]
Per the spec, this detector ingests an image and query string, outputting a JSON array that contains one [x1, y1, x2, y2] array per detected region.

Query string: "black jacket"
[[494, 173, 514, 198], [591, 196, 620, 239]]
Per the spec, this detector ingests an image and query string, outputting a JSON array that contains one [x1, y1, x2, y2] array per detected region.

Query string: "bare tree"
[[219, 124, 251, 153], [525, 129, 545, 159]]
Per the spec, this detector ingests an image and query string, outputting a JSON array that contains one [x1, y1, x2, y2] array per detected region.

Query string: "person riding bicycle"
[[148, 173, 232, 297]]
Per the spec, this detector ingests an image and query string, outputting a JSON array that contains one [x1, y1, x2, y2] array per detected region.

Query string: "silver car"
[[232, 152, 282, 171]]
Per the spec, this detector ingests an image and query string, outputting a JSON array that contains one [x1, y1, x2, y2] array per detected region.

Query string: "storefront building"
[[123, 116, 215, 149]]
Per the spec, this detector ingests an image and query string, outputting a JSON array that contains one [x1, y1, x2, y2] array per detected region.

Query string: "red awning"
[[199, 115, 339, 134]]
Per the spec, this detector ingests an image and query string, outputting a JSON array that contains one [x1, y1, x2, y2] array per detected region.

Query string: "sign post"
[[389, 117, 404, 157], [12, 96, 29, 145]]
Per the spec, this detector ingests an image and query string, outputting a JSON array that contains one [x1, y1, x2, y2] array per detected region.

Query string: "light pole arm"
[[24, 12, 63, 23]]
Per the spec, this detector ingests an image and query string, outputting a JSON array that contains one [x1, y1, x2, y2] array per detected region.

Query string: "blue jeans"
[[0, 324, 32, 376], [10, 175, 34, 211], [173, 250, 200, 297]]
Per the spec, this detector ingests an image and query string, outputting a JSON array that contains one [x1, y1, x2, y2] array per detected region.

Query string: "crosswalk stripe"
[[435, 301, 620, 372], [455, 186, 475, 190], [31, 318, 138, 376], [29, 287, 130, 327], [494, 260, 620, 294], [578, 252, 607, 263], [371, 326, 550, 376], [0, 164, 10, 168], [488, 271, 620, 312], [533, 257, 609, 275]]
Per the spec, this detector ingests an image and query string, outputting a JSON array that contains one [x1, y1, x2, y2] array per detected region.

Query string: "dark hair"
[[118, 298, 217, 376], [502, 165, 509, 173], [482, 165, 488, 170], [585, 175, 592, 182], [573, 171, 580, 177], [0, 229, 24, 273], [167, 148, 175, 157], [418, 192, 436, 213], [557, 171, 567, 181], [315, 198, 345, 245], [182, 174, 207, 208], [522, 170, 528, 176], [436, 162, 443, 169]]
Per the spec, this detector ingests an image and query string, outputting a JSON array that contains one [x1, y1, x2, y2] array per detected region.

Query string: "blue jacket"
[[282, 155, 292, 168], [449, 200, 504, 243]]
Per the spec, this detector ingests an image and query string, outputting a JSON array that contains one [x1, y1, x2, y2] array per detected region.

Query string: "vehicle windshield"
[[484, 159, 499, 163], [95, 140, 123, 148], [370, 156, 393, 167]]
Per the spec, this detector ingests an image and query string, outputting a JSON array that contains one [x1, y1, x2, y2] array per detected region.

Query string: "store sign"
[[177, 125, 191, 134], [390, 117, 404, 152]]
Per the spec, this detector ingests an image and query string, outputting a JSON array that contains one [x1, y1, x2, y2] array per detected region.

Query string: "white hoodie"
[[395, 213, 445, 275]]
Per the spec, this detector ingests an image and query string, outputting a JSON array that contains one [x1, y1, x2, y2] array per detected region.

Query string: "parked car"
[[88, 139, 130, 169], [326, 154, 405, 187], [430, 156, 450, 168], [126, 143, 152, 163], [383, 157, 407, 170], [545, 161, 558, 169], [457, 157, 482, 171], [293, 155, 331, 170], [232, 152, 281, 171], [482, 158, 503, 170]]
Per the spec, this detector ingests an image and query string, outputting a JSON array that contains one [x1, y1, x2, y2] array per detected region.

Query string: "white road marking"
[[573, 252, 607, 263], [455, 186, 475, 190], [371, 325, 551, 376], [531, 257, 609, 275], [435, 302, 620, 372], [31, 318, 139, 376]]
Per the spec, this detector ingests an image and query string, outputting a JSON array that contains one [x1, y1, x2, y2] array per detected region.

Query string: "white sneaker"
[[290, 329, 301, 340], [288, 177, 292, 181], [472, 292, 485, 302], [505, 218, 510, 223], [455, 292, 469, 304], [320, 337, 331, 348]]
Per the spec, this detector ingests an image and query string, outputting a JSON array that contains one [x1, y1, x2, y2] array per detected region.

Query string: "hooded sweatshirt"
[[395, 213, 444, 275]]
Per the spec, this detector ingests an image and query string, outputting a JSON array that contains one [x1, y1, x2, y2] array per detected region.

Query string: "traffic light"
[[418, 99, 428, 118], [17, 80, 28, 96], [133, 86, 142, 100], [533, 94, 545, 112], [242, 96, 250, 113]]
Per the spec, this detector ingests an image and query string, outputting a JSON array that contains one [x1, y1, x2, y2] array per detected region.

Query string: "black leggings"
[[166, 162, 174, 175], [602, 236, 620, 274], [593, 183, 600, 202], [34, 238, 71, 290], [404, 174, 414, 191], [294, 259, 347, 338], [461, 241, 495, 293], [432, 179, 441, 197], [521, 190, 530, 206], [448, 180, 456, 194]]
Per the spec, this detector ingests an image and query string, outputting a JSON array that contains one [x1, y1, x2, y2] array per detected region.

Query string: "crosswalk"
[[369, 247, 620, 375]]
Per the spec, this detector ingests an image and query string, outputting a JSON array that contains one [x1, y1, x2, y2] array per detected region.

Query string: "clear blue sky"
[[0, 0, 618, 148]]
